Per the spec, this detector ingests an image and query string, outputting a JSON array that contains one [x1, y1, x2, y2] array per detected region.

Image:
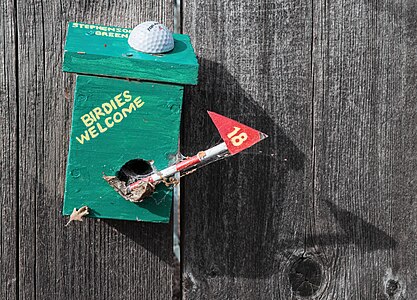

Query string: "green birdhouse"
[[62, 22, 199, 223]]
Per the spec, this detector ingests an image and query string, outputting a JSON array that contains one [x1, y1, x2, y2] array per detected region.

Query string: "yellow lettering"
[[95, 31, 101, 36], [115, 33, 121, 38], [78, 91, 145, 145], [76, 130, 90, 144], [113, 112, 123, 123], [121, 103, 136, 117], [88, 126, 99, 138], [92, 107, 105, 120], [81, 114, 95, 127], [123, 90, 132, 102], [110, 99, 118, 109], [133, 97, 144, 108], [105, 117, 114, 128], [101, 32, 108, 37], [114, 93, 125, 107], [108, 27, 115, 32], [102, 102, 113, 114], [89, 111, 97, 122], [121, 34, 129, 38], [96, 122, 108, 133], [72, 23, 79, 28]]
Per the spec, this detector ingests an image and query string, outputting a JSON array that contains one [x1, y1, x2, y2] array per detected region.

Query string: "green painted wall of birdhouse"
[[63, 75, 183, 222]]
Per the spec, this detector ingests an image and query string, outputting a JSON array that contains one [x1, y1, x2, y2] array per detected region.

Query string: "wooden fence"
[[1, 0, 416, 299]]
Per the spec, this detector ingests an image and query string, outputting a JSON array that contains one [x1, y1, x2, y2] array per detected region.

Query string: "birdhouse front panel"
[[63, 75, 183, 222]]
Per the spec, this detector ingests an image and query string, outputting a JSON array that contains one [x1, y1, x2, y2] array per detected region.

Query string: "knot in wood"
[[386, 279, 400, 297], [288, 256, 322, 297]]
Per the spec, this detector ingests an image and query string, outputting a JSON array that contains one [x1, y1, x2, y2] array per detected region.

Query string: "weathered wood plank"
[[182, 1, 313, 299], [310, 0, 417, 298], [0, 0, 17, 298], [15, 0, 175, 299]]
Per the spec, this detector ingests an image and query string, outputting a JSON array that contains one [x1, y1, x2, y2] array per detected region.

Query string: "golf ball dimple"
[[128, 21, 174, 54]]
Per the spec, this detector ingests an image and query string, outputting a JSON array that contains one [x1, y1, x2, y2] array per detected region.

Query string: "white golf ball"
[[128, 21, 174, 54]]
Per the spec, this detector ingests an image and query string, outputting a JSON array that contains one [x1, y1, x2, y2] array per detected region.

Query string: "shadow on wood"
[[181, 59, 397, 283], [280, 200, 397, 253], [319, 199, 396, 251], [103, 218, 174, 265], [181, 58, 305, 279]]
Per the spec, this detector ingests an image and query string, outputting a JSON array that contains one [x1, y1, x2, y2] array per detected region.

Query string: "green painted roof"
[[63, 22, 199, 85]]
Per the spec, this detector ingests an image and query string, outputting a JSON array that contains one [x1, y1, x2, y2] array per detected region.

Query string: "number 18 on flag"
[[207, 111, 268, 155]]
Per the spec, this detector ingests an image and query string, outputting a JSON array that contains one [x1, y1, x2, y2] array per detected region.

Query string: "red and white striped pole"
[[127, 142, 229, 192]]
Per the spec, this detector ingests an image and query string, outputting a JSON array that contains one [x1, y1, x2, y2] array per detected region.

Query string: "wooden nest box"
[[62, 22, 199, 223]]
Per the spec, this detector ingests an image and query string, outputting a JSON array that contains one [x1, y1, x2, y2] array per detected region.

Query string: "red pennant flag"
[[208, 111, 268, 155]]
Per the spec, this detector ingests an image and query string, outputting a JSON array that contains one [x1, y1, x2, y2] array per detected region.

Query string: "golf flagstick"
[[105, 111, 268, 202], [127, 142, 229, 191]]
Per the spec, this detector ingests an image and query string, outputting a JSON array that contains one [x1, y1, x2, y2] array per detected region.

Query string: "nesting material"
[[103, 176, 155, 203]]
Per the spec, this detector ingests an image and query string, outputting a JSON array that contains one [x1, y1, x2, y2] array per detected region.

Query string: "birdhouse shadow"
[[275, 198, 397, 255], [180, 58, 305, 280], [102, 217, 174, 265], [180, 58, 397, 281], [311, 200, 397, 251]]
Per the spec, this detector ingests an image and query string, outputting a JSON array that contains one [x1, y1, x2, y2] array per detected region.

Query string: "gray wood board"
[[13, 1, 175, 299], [310, 0, 417, 298], [182, 0, 417, 299], [182, 0, 314, 299], [0, 0, 17, 299]]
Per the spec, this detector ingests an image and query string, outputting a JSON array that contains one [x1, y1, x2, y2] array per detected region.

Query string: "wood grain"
[[0, 0, 17, 298], [2, 0, 416, 299], [183, 0, 417, 299], [310, 0, 417, 298], [182, 0, 314, 298], [14, 0, 175, 299]]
